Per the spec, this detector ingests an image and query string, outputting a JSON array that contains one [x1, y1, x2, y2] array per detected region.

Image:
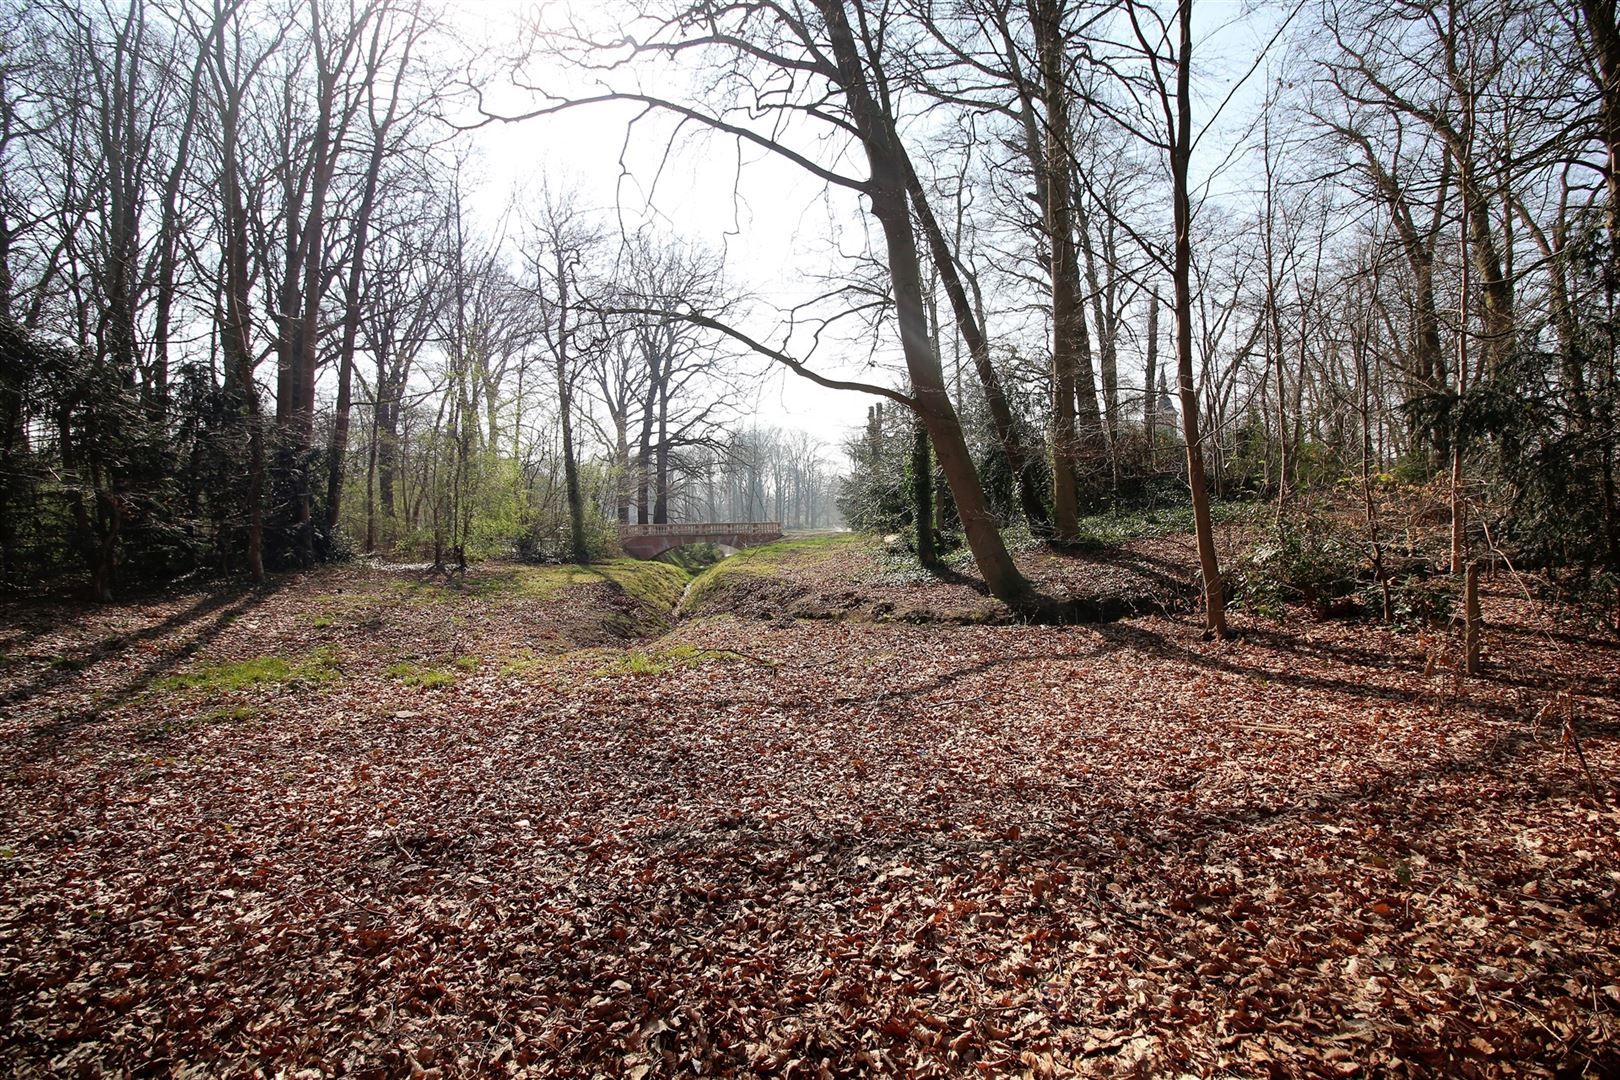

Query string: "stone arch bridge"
[[618, 522, 783, 560]]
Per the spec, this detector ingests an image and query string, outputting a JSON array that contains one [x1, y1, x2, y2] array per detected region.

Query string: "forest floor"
[[1, 531, 1617, 1078]]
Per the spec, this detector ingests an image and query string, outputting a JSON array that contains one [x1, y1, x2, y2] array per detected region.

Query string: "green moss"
[[452, 654, 480, 672], [385, 560, 689, 615], [593, 651, 668, 677], [593, 560, 691, 610], [155, 647, 340, 693], [310, 613, 336, 628], [590, 642, 750, 678], [507, 560, 689, 608], [680, 534, 863, 612], [385, 660, 457, 688], [658, 543, 730, 574]]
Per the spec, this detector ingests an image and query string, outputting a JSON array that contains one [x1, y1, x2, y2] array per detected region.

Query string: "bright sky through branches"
[[445, 0, 1294, 448]]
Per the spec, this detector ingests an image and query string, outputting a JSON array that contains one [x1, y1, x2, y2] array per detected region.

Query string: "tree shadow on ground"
[[0, 586, 280, 711], [7, 582, 286, 759]]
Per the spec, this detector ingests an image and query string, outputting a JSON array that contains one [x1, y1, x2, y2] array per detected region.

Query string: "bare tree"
[[498, 0, 1032, 604], [1124, 0, 1228, 636]]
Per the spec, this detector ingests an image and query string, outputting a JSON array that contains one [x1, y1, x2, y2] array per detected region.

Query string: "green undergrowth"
[[386, 560, 689, 613], [496, 649, 543, 677], [384, 660, 462, 688], [681, 534, 867, 613], [1068, 501, 1257, 550], [155, 646, 341, 694]]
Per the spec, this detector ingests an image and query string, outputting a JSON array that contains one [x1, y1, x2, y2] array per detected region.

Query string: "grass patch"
[[681, 534, 866, 612], [590, 560, 691, 610], [156, 647, 340, 693], [658, 543, 731, 574], [497, 650, 543, 677], [310, 613, 336, 629], [386, 560, 690, 612], [384, 661, 457, 688]]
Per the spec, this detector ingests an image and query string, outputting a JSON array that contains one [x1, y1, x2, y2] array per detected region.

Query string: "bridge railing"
[[618, 521, 782, 537]]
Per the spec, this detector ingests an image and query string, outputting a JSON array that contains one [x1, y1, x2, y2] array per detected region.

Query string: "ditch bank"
[[668, 533, 1203, 627]]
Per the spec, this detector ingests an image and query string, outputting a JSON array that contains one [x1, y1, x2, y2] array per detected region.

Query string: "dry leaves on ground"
[[0, 551, 1616, 1077]]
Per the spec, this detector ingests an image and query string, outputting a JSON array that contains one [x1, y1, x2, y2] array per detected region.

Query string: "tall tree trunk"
[[1079, 203, 1120, 451], [560, 362, 586, 562], [1584, 1, 1620, 567], [364, 399, 379, 552], [615, 422, 630, 523], [293, 87, 332, 564], [209, 9, 265, 585], [912, 415, 936, 566], [549, 249, 588, 560], [1032, 0, 1084, 541], [1451, 131, 1472, 576], [818, 0, 1029, 607], [1144, 291, 1159, 465], [151, 50, 205, 416], [325, 114, 392, 534], [1168, 0, 1226, 637], [377, 377, 399, 521], [635, 345, 660, 526], [654, 379, 671, 524]]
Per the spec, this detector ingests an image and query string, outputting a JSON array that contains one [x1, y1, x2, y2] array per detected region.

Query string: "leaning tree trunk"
[[904, 164, 1050, 531], [818, 0, 1029, 607]]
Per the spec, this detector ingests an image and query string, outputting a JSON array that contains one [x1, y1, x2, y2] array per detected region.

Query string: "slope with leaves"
[[0, 558, 1615, 1077]]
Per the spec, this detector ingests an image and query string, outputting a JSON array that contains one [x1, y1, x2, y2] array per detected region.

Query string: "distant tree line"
[[0, 0, 843, 598]]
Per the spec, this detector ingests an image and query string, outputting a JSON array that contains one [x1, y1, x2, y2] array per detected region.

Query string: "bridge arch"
[[618, 522, 783, 560]]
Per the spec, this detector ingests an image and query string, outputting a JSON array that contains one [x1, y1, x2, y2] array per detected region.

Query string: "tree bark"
[[903, 164, 1050, 531], [1144, 291, 1159, 465], [912, 415, 936, 566], [1032, 0, 1085, 540], [1167, 0, 1226, 637], [818, 0, 1029, 607]]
